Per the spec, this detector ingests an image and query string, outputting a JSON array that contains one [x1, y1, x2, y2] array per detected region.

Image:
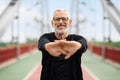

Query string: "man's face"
[[51, 11, 72, 34]]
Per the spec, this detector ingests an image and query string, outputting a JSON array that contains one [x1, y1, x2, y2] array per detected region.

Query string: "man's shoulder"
[[42, 32, 54, 36], [69, 34, 86, 40], [69, 34, 83, 37]]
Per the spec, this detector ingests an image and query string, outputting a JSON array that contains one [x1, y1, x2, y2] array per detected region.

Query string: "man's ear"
[[51, 20, 55, 28], [69, 19, 72, 26]]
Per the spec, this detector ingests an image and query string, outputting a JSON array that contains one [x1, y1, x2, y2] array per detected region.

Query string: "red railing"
[[88, 44, 120, 65], [0, 43, 37, 63], [105, 47, 120, 64]]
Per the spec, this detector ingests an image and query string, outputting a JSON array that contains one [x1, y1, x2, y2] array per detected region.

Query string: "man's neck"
[[55, 32, 68, 39]]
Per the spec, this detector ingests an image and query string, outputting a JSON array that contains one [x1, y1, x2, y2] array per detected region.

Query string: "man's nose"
[[59, 19, 63, 22]]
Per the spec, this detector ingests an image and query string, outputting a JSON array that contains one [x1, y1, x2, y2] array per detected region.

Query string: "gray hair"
[[53, 9, 71, 19]]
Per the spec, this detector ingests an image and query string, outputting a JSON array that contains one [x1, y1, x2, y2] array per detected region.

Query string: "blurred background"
[[0, 0, 120, 80]]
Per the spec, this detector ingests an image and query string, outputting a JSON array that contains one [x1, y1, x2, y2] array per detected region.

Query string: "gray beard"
[[55, 27, 69, 34]]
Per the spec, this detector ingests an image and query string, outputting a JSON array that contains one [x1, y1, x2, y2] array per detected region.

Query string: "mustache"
[[56, 24, 65, 27]]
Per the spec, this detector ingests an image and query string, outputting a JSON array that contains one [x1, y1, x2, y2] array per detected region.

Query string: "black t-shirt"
[[38, 32, 87, 80], [53, 59, 74, 80]]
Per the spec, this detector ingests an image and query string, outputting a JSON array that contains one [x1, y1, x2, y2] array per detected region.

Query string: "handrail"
[[0, 0, 21, 40], [101, 0, 120, 34]]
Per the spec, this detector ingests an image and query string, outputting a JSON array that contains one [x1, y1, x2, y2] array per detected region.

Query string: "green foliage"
[[107, 42, 120, 48], [0, 42, 18, 47], [91, 41, 120, 48], [0, 38, 37, 48], [26, 38, 37, 43], [0, 42, 7, 47]]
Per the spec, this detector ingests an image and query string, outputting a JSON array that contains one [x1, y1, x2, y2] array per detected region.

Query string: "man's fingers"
[[51, 52, 61, 57], [54, 39, 66, 42], [54, 40, 59, 42], [59, 49, 68, 55], [55, 52, 61, 56], [60, 39, 66, 41], [64, 53, 72, 59]]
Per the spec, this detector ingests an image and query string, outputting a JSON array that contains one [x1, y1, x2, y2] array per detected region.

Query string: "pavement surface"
[[0, 50, 120, 80]]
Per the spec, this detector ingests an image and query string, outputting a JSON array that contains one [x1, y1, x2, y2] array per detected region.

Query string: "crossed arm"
[[45, 40, 82, 59]]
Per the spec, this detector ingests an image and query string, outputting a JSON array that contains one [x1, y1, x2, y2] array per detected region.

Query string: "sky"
[[0, 0, 120, 43]]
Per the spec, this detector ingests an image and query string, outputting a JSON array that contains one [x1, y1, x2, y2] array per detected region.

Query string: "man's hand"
[[45, 41, 67, 57], [59, 40, 82, 59], [45, 40, 81, 59]]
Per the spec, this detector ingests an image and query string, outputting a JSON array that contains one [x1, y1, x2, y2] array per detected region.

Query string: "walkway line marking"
[[23, 63, 40, 80], [82, 64, 100, 80], [0, 53, 29, 69]]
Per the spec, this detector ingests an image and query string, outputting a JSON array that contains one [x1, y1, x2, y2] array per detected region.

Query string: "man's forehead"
[[53, 11, 69, 18], [54, 11, 67, 15]]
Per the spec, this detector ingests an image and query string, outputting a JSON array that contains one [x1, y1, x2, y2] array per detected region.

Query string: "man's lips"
[[57, 26, 65, 29], [57, 25, 65, 27]]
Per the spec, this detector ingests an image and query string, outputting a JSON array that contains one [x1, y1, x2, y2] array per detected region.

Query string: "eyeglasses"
[[53, 17, 69, 22]]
